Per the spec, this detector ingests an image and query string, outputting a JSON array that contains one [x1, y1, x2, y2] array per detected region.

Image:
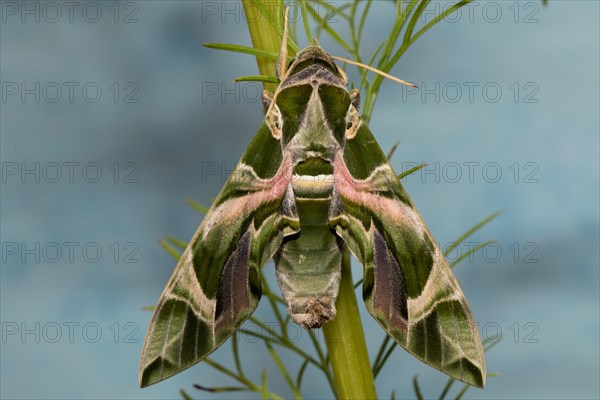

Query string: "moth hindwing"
[[139, 46, 485, 388]]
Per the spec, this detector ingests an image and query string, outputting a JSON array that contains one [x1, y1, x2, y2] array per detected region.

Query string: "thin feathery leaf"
[[202, 358, 283, 400], [357, 0, 372, 41], [299, 0, 314, 44], [363, 0, 475, 121], [203, 43, 286, 62], [438, 378, 456, 400], [266, 342, 302, 399], [373, 334, 392, 372], [381, 0, 419, 66], [312, 0, 352, 20], [306, 329, 336, 394], [387, 140, 400, 160], [413, 375, 425, 400], [374, 340, 397, 377], [308, 329, 326, 365], [186, 198, 209, 214], [165, 236, 187, 250], [193, 384, 247, 393], [260, 369, 268, 400], [295, 359, 310, 391], [307, 332, 336, 395], [306, 3, 353, 52], [454, 383, 470, 400], [403, 0, 431, 45], [411, 1, 473, 46], [232, 334, 243, 377], [348, 2, 363, 64], [450, 240, 496, 268], [238, 328, 278, 345], [261, 274, 287, 330], [358, 39, 387, 91], [398, 163, 426, 180], [445, 210, 503, 256], [202, 358, 241, 382], [248, 318, 282, 343], [307, 330, 327, 366], [159, 239, 181, 261], [484, 336, 502, 352], [241, 322, 323, 369], [234, 75, 280, 84]]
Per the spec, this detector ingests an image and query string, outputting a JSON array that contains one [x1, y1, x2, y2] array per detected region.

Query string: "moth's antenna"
[[278, 6, 290, 78], [331, 55, 417, 88], [266, 6, 293, 118]]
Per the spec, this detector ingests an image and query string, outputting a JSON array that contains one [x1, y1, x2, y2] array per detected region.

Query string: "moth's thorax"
[[291, 157, 334, 199], [282, 82, 345, 165]]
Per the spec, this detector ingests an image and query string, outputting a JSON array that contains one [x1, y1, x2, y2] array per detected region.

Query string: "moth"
[[140, 43, 485, 388]]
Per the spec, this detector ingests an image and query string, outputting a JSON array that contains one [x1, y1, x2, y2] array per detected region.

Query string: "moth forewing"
[[139, 121, 294, 387], [332, 121, 486, 387]]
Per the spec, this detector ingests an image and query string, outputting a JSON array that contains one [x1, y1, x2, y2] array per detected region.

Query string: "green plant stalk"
[[323, 249, 377, 399], [242, 2, 376, 397], [242, 0, 284, 93]]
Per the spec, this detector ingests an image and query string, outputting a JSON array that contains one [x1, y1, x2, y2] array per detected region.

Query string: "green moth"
[[140, 45, 485, 389]]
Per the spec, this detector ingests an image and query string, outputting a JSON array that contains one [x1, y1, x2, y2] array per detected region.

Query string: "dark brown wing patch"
[[372, 229, 408, 329]]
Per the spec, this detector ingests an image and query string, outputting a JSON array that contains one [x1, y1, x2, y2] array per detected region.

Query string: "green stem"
[[323, 248, 377, 399], [242, 0, 286, 93]]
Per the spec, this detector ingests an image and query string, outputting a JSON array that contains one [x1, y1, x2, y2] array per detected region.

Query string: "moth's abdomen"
[[275, 169, 342, 329], [275, 237, 341, 328]]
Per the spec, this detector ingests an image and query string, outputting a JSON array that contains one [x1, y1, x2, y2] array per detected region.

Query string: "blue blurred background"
[[1, 1, 598, 399]]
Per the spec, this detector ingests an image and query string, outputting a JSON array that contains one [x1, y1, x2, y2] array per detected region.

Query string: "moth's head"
[[265, 47, 360, 158], [279, 46, 348, 85]]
